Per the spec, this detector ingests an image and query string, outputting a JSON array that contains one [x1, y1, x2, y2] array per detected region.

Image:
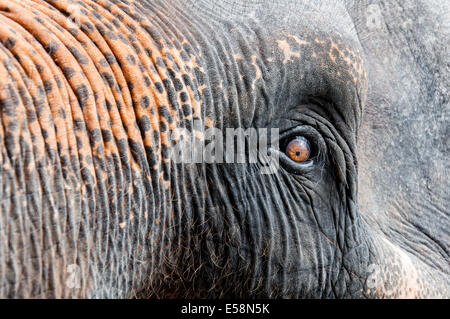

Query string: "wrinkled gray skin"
[[0, 0, 448, 298]]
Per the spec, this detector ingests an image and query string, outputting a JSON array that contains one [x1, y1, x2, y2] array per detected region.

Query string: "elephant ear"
[[347, 0, 449, 272]]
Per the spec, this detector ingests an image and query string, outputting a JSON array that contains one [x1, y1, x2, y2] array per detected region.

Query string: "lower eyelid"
[[274, 149, 316, 173]]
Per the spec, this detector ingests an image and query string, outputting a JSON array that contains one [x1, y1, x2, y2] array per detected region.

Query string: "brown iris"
[[285, 137, 311, 162]]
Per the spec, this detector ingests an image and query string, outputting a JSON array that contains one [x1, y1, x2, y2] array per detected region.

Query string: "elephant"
[[0, 0, 448, 298]]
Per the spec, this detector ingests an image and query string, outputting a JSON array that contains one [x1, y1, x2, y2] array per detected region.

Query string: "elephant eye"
[[275, 127, 323, 174], [285, 136, 310, 163]]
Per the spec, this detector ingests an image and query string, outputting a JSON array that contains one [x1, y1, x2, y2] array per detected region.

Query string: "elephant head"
[[0, 0, 447, 298]]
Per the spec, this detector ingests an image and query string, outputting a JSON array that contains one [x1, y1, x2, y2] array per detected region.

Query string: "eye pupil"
[[285, 136, 311, 163]]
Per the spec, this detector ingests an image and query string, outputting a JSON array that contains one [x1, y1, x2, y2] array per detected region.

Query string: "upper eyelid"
[[279, 125, 320, 141]]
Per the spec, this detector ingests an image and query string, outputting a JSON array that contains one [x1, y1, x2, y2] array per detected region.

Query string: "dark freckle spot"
[[145, 146, 157, 166], [152, 131, 160, 144], [59, 108, 66, 119], [167, 69, 176, 79], [4, 133, 16, 153], [104, 52, 117, 64], [68, 28, 79, 37], [140, 96, 150, 108], [101, 72, 115, 88], [116, 140, 128, 161], [118, 33, 129, 45], [180, 50, 189, 62], [193, 66, 204, 77], [81, 22, 94, 33], [182, 74, 192, 87], [41, 129, 48, 139], [161, 144, 169, 159], [114, 12, 124, 21], [154, 82, 164, 93], [81, 167, 93, 183], [60, 155, 69, 167], [126, 23, 136, 32], [162, 79, 171, 90], [127, 81, 134, 91], [103, 21, 113, 30], [128, 34, 137, 43], [138, 115, 151, 132], [173, 78, 183, 91], [68, 46, 89, 64], [89, 129, 101, 144], [163, 169, 169, 181], [143, 76, 151, 87], [132, 43, 141, 55], [181, 104, 192, 116], [155, 57, 165, 68], [54, 76, 62, 88], [53, 24, 63, 34], [106, 31, 118, 40], [74, 118, 86, 131], [76, 136, 83, 148], [75, 84, 90, 109], [18, 85, 30, 106], [99, 58, 109, 67], [143, 61, 154, 73], [43, 80, 53, 93], [128, 138, 144, 160], [101, 129, 112, 142], [37, 85, 45, 97], [3, 59, 12, 71], [144, 48, 152, 57], [105, 99, 113, 110], [127, 55, 136, 65], [26, 109, 37, 122], [158, 106, 173, 123], [180, 92, 188, 103], [159, 121, 167, 132], [35, 64, 44, 73], [111, 19, 120, 28], [92, 11, 102, 20], [62, 67, 75, 79], [33, 97, 45, 115], [8, 121, 17, 131], [45, 42, 59, 55], [0, 86, 19, 116]]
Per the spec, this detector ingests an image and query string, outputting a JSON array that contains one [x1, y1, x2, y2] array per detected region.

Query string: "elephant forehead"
[[182, 26, 367, 131], [274, 30, 367, 129], [162, 0, 368, 130], [275, 34, 365, 85]]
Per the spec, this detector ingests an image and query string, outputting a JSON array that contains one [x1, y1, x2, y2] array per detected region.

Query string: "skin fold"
[[0, 0, 447, 298]]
